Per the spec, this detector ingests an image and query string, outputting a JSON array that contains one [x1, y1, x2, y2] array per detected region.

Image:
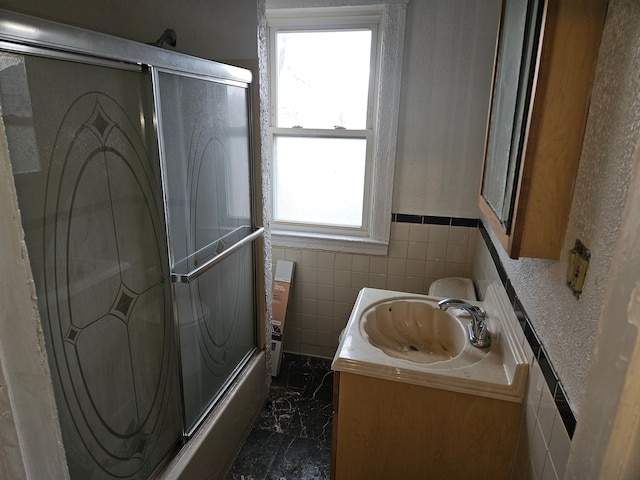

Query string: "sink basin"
[[332, 286, 529, 403], [362, 300, 467, 364]]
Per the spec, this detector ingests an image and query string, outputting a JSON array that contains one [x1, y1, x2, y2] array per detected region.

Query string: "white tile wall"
[[272, 223, 572, 478], [472, 234, 573, 480], [271, 222, 477, 358]]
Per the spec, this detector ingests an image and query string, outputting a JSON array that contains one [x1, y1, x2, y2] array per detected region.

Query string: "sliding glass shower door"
[[0, 51, 182, 479], [154, 69, 260, 434], [1, 10, 263, 477]]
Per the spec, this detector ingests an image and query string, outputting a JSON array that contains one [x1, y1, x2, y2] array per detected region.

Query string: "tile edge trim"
[[391, 214, 480, 228], [478, 223, 577, 438]]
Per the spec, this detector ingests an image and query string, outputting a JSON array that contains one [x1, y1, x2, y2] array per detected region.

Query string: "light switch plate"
[[567, 239, 590, 299]]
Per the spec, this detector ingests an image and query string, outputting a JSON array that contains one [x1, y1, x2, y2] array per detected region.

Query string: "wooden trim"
[[478, 194, 511, 253], [331, 371, 339, 480], [516, 0, 607, 259]]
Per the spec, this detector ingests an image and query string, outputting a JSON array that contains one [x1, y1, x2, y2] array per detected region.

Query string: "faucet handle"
[[438, 298, 490, 348], [437, 298, 486, 316], [468, 305, 486, 318], [468, 309, 490, 349]]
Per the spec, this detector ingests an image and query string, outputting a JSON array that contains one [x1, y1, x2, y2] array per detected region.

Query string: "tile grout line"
[[391, 213, 576, 438]]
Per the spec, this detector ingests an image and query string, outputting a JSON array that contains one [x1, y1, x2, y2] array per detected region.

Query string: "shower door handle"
[[171, 226, 264, 284]]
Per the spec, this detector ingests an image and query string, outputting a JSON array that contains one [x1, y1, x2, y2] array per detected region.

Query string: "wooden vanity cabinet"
[[479, 0, 607, 259], [331, 372, 522, 480]]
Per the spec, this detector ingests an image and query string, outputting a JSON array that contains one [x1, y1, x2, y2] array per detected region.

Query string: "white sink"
[[362, 300, 467, 364], [332, 284, 529, 403]]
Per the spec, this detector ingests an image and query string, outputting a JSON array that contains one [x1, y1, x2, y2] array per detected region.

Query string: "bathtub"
[[158, 350, 266, 479]]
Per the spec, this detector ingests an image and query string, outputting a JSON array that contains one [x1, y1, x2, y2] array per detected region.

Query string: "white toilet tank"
[[428, 277, 477, 301]]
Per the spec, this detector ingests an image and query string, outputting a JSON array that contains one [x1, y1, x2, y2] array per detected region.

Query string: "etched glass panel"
[[155, 70, 256, 433], [156, 71, 252, 266], [1, 52, 181, 479], [173, 243, 256, 431]]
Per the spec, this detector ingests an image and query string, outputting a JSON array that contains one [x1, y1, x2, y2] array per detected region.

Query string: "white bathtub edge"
[[158, 350, 267, 480]]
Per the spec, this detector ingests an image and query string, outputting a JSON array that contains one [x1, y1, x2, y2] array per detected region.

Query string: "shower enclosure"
[[0, 10, 264, 479]]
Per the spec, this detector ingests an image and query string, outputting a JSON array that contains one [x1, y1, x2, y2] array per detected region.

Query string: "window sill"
[[271, 229, 389, 255]]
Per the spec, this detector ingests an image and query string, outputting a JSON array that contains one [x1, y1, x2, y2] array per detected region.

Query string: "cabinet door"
[[480, 0, 606, 259]]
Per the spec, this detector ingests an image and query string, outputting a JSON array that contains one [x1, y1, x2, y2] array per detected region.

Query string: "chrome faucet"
[[438, 298, 491, 348]]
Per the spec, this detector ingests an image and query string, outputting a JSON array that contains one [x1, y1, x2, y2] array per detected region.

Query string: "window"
[[266, 2, 408, 254]]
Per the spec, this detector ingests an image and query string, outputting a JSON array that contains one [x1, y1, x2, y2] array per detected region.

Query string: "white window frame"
[[266, 0, 408, 255]]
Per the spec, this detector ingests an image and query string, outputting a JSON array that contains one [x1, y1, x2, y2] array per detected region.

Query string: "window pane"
[[276, 30, 372, 129], [273, 136, 366, 227]]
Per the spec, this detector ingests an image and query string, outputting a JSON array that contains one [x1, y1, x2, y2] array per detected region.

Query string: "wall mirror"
[[481, 0, 542, 231]]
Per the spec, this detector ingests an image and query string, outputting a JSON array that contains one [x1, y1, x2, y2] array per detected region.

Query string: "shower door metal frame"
[[0, 2, 264, 446], [0, 9, 252, 85], [152, 65, 262, 438]]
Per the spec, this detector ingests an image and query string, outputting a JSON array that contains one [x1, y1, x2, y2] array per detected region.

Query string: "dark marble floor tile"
[[256, 386, 332, 443], [266, 436, 331, 480], [271, 354, 333, 397], [225, 427, 286, 479], [225, 354, 333, 480], [308, 369, 333, 403]]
